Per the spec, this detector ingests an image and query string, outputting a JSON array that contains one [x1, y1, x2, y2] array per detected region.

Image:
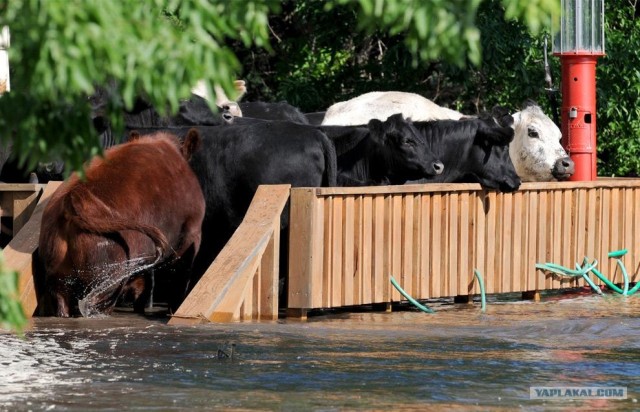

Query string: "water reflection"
[[1, 292, 639, 411]]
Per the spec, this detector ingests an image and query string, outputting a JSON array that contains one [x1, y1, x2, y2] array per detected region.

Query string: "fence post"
[[288, 188, 324, 314]]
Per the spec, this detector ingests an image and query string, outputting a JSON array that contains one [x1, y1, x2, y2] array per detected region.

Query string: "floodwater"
[[2, 291, 639, 411]]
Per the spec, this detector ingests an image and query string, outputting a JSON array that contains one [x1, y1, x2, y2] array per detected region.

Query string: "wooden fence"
[[287, 179, 640, 316]]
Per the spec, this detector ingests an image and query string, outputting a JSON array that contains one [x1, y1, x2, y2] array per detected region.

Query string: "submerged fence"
[[287, 179, 640, 314]]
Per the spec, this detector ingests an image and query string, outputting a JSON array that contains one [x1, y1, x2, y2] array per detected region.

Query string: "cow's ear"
[[128, 131, 141, 141], [182, 128, 201, 160], [367, 118, 386, 143], [491, 106, 514, 128], [476, 123, 514, 146], [522, 99, 539, 110]]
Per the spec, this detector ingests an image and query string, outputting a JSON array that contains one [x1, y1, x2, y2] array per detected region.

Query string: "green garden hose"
[[390, 276, 435, 313]]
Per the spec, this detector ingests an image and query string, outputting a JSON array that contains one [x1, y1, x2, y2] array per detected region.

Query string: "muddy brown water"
[[2, 291, 639, 411]]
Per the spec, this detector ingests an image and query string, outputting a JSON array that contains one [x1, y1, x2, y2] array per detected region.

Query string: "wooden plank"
[[343, 196, 355, 306], [526, 191, 539, 291], [411, 194, 422, 298], [601, 188, 613, 279], [484, 191, 497, 293], [322, 196, 333, 307], [361, 195, 373, 303], [310, 179, 640, 198], [287, 188, 319, 309], [550, 190, 563, 289], [586, 188, 598, 272], [402, 194, 414, 296], [609, 188, 621, 283], [352, 195, 362, 305], [447, 192, 458, 296], [511, 191, 523, 292], [0, 183, 41, 192], [473, 192, 487, 295], [259, 222, 279, 320], [330, 196, 343, 307], [574, 189, 587, 279], [390, 195, 402, 300], [430, 193, 442, 298], [7, 181, 62, 317], [382, 194, 392, 302], [458, 191, 470, 296], [500, 192, 513, 293], [169, 184, 290, 325], [538, 190, 550, 290], [372, 195, 385, 302], [419, 194, 431, 298], [12, 191, 40, 236]]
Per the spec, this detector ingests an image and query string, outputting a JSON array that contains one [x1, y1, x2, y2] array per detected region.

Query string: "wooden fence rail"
[[287, 179, 640, 316]]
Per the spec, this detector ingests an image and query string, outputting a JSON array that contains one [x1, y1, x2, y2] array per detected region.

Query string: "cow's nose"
[[432, 161, 444, 175], [552, 156, 575, 180]]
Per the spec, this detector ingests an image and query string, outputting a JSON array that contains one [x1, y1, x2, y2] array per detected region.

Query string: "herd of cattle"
[[19, 87, 576, 317]]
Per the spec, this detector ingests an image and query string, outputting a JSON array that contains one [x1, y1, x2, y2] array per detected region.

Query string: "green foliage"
[[0, 0, 279, 175], [0, 253, 27, 335], [331, 0, 484, 66], [239, 0, 559, 115], [596, 4, 640, 177]]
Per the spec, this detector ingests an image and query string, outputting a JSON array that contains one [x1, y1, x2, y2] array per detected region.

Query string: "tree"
[[0, 0, 558, 331]]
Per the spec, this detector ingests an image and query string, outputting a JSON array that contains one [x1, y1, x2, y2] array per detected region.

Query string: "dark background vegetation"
[[235, 0, 640, 177]]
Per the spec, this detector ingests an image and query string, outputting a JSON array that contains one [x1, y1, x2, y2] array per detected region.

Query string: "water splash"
[[78, 255, 159, 317]]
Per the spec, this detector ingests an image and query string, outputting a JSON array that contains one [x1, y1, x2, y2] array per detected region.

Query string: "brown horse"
[[38, 129, 205, 317]]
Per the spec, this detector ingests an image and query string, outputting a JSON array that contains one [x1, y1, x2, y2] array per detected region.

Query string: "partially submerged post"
[[553, 0, 605, 181]]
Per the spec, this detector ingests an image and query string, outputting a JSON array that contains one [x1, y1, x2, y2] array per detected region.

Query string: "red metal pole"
[[556, 53, 604, 181]]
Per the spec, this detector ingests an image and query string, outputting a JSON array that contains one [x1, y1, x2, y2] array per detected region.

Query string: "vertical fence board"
[[511, 192, 523, 291], [485, 192, 497, 293], [526, 191, 539, 291], [373, 195, 386, 302], [458, 192, 470, 296], [420, 194, 432, 297], [343, 196, 355, 306], [331, 197, 343, 306], [362, 195, 373, 303], [446, 193, 457, 296], [430, 193, 443, 298], [473, 193, 487, 295]]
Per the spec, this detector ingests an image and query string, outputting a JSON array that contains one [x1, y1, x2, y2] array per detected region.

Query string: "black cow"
[[319, 114, 445, 186], [1, 91, 240, 184], [304, 111, 326, 125], [176, 122, 335, 285], [410, 112, 521, 192], [96, 93, 235, 149], [238, 101, 309, 124]]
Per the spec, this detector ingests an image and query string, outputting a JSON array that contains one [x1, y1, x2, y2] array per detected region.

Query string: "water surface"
[[2, 292, 639, 411]]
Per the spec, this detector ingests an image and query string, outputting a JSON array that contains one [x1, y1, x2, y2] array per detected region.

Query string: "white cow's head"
[[509, 101, 574, 182]]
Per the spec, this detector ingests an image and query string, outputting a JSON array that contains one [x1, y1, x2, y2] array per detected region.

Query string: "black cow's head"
[[467, 114, 521, 192], [368, 113, 444, 183]]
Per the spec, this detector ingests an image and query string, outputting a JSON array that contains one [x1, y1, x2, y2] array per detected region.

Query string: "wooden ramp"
[[4, 181, 63, 317], [168, 184, 290, 325]]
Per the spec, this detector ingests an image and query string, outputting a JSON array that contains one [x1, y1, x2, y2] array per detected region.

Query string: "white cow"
[[322, 91, 574, 182], [191, 79, 247, 117]]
